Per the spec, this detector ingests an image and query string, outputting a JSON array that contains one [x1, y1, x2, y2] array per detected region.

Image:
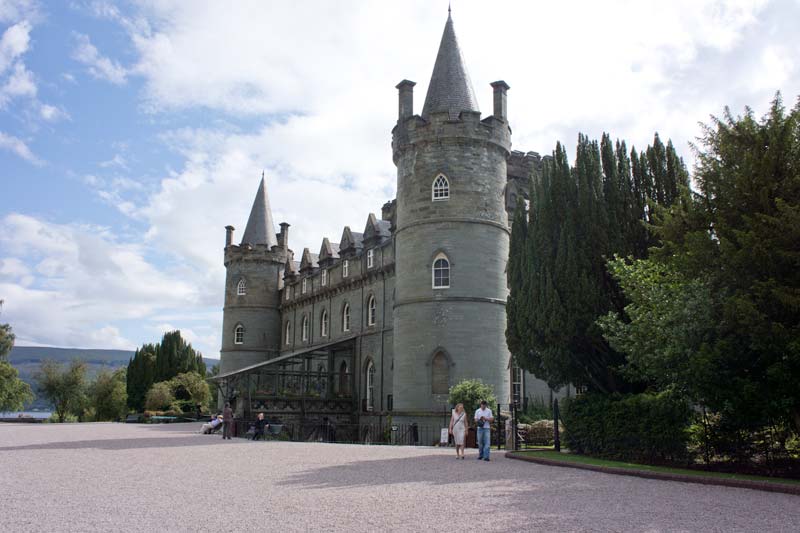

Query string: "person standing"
[[222, 402, 234, 440], [474, 400, 494, 461], [449, 403, 468, 459]]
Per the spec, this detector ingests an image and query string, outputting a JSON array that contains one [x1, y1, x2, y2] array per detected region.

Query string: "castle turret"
[[391, 11, 511, 421], [220, 176, 288, 378]]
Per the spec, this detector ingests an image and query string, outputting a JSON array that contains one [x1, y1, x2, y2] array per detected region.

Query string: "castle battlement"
[[224, 244, 288, 266]]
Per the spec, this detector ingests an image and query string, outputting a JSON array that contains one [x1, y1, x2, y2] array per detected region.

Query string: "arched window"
[[431, 352, 449, 394], [432, 174, 449, 201], [339, 361, 349, 395], [342, 302, 351, 332], [285, 321, 291, 345], [367, 295, 376, 326], [234, 324, 244, 345], [237, 278, 246, 295], [365, 360, 375, 411], [432, 253, 450, 289], [320, 309, 329, 337], [301, 315, 309, 341]]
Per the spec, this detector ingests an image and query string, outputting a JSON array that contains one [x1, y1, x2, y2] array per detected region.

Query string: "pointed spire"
[[240, 175, 278, 248], [421, 10, 479, 120]]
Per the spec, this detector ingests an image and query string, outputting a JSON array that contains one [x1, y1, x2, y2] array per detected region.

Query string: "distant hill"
[[8, 346, 219, 410]]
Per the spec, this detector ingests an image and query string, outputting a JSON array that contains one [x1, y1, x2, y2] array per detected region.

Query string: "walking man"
[[222, 402, 233, 440], [474, 400, 494, 461]]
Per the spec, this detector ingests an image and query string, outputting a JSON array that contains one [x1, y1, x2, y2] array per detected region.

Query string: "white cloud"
[[0, 19, 30, 74], [0, 213, 212, 352], [0, 130, 41, 164], [72, 32, 128, 85], [38, 102, 69, 121]]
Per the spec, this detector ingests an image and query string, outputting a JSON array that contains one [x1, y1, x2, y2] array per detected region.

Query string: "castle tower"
[[391, 12, 512, 420], [220, 176, 289, 377]]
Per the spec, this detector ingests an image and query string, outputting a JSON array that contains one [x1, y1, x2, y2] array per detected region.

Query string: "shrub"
[[144, 381, 176, 412], [448, 379, 497, 415], [562, 391, 692, 464]]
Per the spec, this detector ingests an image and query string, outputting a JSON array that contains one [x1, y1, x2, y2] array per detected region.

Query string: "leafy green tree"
[[0, 306, 35, 411], [127, 331, 206, 411], [169, 371, 211, 412], [89, 368, 128, 421], [35, 360, 88, 423], [507, 132, 689, 394], [145, 381, 176, 412], [448, 379, 497, 415]]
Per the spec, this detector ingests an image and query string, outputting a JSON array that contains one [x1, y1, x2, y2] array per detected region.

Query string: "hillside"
[[8, 346, 219, 410]]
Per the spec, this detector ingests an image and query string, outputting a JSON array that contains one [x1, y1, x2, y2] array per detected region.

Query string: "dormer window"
[[367, 249, 374, 269], [321, 269, 327, 286], [432, 174, 449, 201], [433, 253, 450, 289], [234, 324, 244, 345], [237, 279, 246, 296], [302, 278, 307, 294], [343, 260, 349, 278]]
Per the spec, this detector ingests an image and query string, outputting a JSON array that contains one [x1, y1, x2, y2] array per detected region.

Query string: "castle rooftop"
[[240, 176, 278, 247]]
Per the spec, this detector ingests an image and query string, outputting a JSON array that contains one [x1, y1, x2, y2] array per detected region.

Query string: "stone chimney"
[[279, 222, 290, 250], [396, 80, 416, 121], [490, 81, 510, 121], [225, 225, 235, 247]]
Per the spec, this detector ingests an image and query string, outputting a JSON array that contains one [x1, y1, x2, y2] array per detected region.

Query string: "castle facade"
[[216, 13, 566, 431]]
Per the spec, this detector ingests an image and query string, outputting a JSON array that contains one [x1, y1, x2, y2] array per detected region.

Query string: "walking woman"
[[449, 403, 468, 459]]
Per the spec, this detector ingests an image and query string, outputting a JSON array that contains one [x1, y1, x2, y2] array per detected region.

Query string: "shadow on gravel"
[[0, 435, 240, 452], [278, 453, 523, 489]]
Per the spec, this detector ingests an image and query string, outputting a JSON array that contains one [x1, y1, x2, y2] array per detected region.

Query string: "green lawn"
[[515, 450, 800, 486]]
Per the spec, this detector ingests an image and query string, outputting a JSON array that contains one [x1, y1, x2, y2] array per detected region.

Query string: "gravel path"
[[1, 423, 798, 532]]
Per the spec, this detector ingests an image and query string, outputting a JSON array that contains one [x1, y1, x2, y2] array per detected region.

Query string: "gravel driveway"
[[1, 423, 798, 532]]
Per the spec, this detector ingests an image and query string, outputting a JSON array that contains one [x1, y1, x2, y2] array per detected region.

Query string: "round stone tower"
[[391, 12, 512, 422], [220, 176, 289, 377]]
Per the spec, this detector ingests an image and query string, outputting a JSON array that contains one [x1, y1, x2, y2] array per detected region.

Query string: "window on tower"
[[234, 324, 244, 345], [431, 352, 449, 394], [432, 253, 450, 289], [237, 278, 246, 295], [432, 174, 449, 201]]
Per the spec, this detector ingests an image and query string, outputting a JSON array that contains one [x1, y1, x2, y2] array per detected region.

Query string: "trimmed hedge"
[[562, 391, 692, 463]]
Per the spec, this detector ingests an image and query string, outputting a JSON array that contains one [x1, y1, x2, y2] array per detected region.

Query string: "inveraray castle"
[[214, 13, 571, 434]]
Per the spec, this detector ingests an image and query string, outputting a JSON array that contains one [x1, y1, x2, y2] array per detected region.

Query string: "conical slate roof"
[[240, 176, 278, 247], [421, 12, 479, 120]]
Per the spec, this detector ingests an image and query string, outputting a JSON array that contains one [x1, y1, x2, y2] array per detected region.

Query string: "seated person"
[[252, 412, 269, 440], [200, 414, 223, 434]]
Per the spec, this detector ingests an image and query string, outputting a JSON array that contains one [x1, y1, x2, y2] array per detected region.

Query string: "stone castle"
[[215, 12, 568, 432]]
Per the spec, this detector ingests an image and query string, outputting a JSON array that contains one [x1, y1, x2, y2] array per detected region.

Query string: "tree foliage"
[[606, 95, 800, 435], [0, 309, 35, 412], [507, 133, 688, 393], [127, 331, 206, 411], [89, 368, 128, 421], [35, 360, 88, 423], [448, 379, 497, 415], [145, 381, 175, 412]]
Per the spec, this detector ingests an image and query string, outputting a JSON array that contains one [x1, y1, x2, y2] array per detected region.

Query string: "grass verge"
[[515, 450, 800, 486]]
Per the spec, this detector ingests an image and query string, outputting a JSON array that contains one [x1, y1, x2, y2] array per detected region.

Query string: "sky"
[[1, 0, 799, 359]]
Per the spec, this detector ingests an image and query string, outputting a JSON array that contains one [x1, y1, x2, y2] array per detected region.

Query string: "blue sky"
[[1, 0, 799, 358]]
